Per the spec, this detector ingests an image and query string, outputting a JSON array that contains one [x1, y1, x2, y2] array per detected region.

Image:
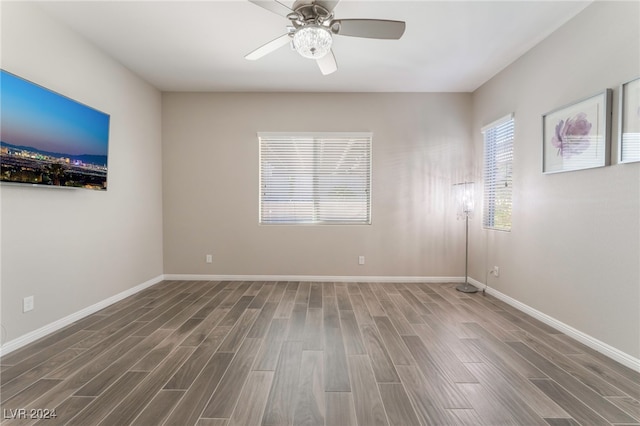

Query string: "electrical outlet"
[[358, 255, 365, 265], [206, 254, 213, 263], [493, 266, 500, 277], [23, 296, 34, 313]]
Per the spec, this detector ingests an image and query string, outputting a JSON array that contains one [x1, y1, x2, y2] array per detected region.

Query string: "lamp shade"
[[293, 25, 333, 59], [453, 181, 474, 219]]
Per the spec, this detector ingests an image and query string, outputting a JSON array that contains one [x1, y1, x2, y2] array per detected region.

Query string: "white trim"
[[164, 274, 464, 283], [7, 272, 636, 372], [481, 112, 514, 134], [257, 131, 373, 140], [0, 274, 165, 357], [468, 278, 640, 372]]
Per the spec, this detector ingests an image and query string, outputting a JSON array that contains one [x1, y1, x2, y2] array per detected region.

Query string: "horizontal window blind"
[[259, 133, 371, 224], [483, 115, 514, 231]]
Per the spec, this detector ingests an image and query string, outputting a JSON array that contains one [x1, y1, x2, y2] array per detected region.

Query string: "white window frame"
[[482, 114, 514, 232], [258, 132, 372, 225]]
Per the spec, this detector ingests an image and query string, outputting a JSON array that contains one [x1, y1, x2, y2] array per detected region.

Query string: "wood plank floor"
[[1, 281, 639, 426]]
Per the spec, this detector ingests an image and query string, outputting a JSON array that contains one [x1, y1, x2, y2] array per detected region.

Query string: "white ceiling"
[[37, 0, 591, 92]]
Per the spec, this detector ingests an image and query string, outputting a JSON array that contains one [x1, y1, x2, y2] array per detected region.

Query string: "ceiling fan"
[[245, 0, 406, 75]]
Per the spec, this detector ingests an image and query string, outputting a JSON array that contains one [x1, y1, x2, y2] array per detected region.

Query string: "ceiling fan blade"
[[248, 0, 294, 17], [317, 0, 341, 12], [245, 34, 291, 60], [316, 49, 337, 75], [332, 19, 406, 39]]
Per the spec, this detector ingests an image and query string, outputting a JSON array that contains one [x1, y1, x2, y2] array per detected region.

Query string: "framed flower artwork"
[[618, 77, 640, 163], [542, 89, 612, 173]]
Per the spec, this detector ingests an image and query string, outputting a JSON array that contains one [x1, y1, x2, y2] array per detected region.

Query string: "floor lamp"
[[454, 182, 478, 293]]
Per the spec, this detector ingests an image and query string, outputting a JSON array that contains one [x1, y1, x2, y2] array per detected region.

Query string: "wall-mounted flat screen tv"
[[1, 70, 110, 190]]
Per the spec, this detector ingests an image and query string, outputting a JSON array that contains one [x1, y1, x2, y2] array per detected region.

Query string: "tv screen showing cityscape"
[[1, 70, 110, 190]]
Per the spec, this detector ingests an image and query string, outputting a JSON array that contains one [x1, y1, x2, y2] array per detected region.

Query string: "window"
[[259, 133, 372, 225], [482, 114, 514, 231]]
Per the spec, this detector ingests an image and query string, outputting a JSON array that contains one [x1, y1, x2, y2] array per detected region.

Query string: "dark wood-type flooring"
[[1, 281, 639, 425]]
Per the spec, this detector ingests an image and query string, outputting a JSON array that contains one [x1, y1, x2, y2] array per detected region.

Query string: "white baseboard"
[[0, 274, 459, 357], [468, 278, 640, 372], [164, 274, 465, 283], [0, 274, 165, 357], [7, 272, 635, 372]]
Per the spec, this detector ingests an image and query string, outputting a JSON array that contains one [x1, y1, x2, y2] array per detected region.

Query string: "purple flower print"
[[551, 112, 593, 159]]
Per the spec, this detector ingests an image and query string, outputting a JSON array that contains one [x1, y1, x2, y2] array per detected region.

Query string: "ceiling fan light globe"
[[293, 25, 333, 59]]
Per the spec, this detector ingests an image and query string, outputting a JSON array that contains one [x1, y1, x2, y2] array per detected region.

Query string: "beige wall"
[[162, 92, 473, 277], [470, 2, 640, 358], [0, 3, 164, 342]]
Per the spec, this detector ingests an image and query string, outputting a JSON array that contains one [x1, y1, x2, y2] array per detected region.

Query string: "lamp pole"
[[455, 182, 478, 293], [465, 211, 469, 283]]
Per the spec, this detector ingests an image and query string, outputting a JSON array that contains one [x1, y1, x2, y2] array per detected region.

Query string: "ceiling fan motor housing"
[[288, 3, 334, 27]]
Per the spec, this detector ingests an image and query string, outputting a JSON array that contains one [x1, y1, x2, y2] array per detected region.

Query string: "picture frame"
[[0, 70, 110, 190], [618, 77, 640, 163], [542, 89, 612, 174]]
